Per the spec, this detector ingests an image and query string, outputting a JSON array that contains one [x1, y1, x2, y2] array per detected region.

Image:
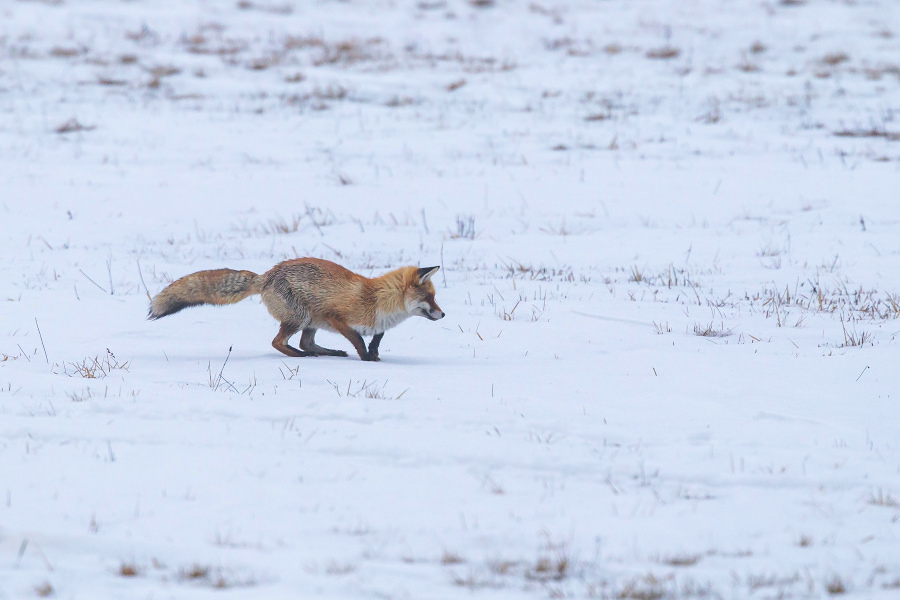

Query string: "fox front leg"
[[327, 318, 379, 361], [367, 333, 384, 362]]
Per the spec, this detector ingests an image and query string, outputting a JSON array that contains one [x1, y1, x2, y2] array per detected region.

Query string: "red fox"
[[148, 258, 444, 361]]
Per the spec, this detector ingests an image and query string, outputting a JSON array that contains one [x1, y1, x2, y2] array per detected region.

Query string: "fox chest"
[[352, 310, 411, 336]]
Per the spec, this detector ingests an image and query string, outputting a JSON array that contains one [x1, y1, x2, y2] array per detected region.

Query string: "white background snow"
[[2, 0, 900, 598]]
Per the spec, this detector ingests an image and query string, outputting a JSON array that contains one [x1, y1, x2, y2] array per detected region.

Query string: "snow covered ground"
[[2, 0, 900, 598]]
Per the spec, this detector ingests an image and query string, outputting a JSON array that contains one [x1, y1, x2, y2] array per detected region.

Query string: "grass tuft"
[[616, 574, 665, 599], [833, 128, 900, 141], [450, 215, 475, 240], [63, 349, 130, 379], [661, 553, 702, 567], [693, 320, 732, 338], [840, 317, 873, 347], [826, 575, 847, 595], [327, 379, 408, 400], [184, 564, 209, 579], [868, 489, 899, 507], [822, 52, 849, 66], [55, 119, 96, 134], [646, 46, 681, 59], [653, 321, 671, 334], [526, 554, 570, 581]]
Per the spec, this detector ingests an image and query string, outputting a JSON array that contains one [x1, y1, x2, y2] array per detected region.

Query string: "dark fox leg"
[[326, 318, 376, 361], [272, 322, 317, 358], [367, 333, 384, 361], [299, 328, 348, 357]]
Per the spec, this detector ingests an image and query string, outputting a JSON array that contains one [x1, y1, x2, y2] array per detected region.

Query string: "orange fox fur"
[[148, 258, 444, 361]]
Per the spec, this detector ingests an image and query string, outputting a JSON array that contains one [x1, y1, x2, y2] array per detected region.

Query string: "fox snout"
[[424, 306, 445, 321]]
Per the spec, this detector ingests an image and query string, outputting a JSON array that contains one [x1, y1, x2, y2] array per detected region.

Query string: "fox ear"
[[417, 266, 440, 284]]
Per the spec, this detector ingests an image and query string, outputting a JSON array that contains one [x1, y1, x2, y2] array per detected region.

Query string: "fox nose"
[[437, 311, 445, 319]]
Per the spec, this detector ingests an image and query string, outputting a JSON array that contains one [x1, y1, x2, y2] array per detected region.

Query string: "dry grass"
[[237, 0, 293, 14], [186, 39, 247, 56], [660, 553, 702, 567], [34, 582, 54, 597], [179, 564, 210, 580], [325, 561, 356, 575], [615, 574, 666, 599], [833, 128, 900, 142], [840, 317, 873, 348], [312, 38, 386, 67], [55, 119, 95, 134], [409, 49, 515, 73], [446, 78, 467, 92], [234, 206, 336, 236], [119, 562, 139, 577], [62, 350, 130, 379], [246, 55, 281, 71], [291, 85, 350, 109], [693, 320, 732, 338], [868, 489, 899, 507], [822, 52, 849, 66], [148, 65, 181, 78], [327, 379, 408, 400], [50, 46, 82, 58], [178, 563, 257, 588], [646, 46, 681, 60], [283, 34, 324, 51], [263, 214, 303, 234], [747, 572, 801, 592], [825, 575, 847, 595], [450, 571, 502, 590], [653, 321, 671, 334], [525, 553, 570, 581], [487, 559, 519, 575], [441, 551, 465, 565], [450, 215, 475, 240], [698, 99, 721, 124], [385, 95, 416, 107], [883, 577, 900, 589]]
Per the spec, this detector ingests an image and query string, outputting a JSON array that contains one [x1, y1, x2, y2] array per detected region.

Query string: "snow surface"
[[2, 0, 900, 598]]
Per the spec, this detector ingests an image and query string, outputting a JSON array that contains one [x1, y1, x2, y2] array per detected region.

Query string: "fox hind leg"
[[272, 322, 317, 358], [299, 328, 349, 357]]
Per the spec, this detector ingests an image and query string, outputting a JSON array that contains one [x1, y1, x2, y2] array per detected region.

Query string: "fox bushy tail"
[[148, 269, 262, 320]]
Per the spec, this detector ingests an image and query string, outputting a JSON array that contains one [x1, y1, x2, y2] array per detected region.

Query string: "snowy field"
[[2, 0, 900, 598]]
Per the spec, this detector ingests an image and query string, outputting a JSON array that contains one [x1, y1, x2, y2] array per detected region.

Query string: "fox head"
[[407, 266, 445, 321]]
